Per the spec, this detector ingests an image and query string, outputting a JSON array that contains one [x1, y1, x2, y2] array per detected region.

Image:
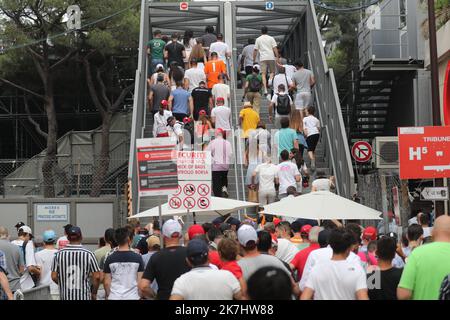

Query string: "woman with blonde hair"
[[189, 38, 207, 69]]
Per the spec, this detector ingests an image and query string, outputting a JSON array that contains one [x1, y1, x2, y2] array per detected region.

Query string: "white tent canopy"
[[263, 191, 382, 220], [129, 197, 259, 219]]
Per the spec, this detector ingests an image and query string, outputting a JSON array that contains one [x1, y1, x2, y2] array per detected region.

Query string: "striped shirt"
[[51, 244, 100, 300]]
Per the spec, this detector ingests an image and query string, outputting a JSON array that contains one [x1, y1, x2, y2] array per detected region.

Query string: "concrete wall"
[[0, 197, 124, 251]]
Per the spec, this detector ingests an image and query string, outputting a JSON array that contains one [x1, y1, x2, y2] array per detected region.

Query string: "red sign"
[[444, 61, 450, 125], [351, 141, 372, 162], [180, 2, 188, 11], [169, 197, 182, 209], [197, 197, 210, 209], [183, 184, 196, 196], [183, 197, 196, 210], [398, 126, 450, 179]]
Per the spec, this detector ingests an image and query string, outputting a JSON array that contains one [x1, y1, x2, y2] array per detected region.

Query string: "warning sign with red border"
[[351, 141, 373, 163], [168, 181, 211, 210]]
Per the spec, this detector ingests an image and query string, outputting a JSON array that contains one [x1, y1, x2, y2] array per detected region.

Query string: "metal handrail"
[[307, 0, 355, 198]]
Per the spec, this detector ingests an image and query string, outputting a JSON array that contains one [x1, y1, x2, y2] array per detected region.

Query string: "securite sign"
[[137, 138, 178, 197], [168, 181, 211, 211], [176, 151, 212, 181], [398, 126, 450, 179]]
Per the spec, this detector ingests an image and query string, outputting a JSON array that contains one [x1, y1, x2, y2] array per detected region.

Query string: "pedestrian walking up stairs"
[[128, 0, 355, 221]]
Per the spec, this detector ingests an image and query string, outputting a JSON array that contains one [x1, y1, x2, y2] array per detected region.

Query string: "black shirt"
[[191, 87, 212, 119], [367, 267, 403, 300], [142, 246, 190, 300], [165, 42, 185, 67]]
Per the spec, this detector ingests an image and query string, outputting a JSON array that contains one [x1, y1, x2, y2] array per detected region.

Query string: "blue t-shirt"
[[276, 128, 297, 155], [171, 88, 191, 115]]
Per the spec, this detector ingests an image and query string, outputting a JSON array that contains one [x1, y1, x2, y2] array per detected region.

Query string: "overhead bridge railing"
[[305, 0, 355, 198]]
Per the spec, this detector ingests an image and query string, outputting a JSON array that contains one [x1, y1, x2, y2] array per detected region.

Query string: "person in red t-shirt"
[[289, 226, 322, 281], [218, 238, 243, 278]]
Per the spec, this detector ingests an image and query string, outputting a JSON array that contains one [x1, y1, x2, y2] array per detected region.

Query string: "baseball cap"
[[156, 63, 164, 70], [160, 99, 168, 107], [187, 239, 209, 259], [363, 226, 377, 241], [273, 218, 281, 227], [237, 224, 257, 246], [216, 97, 225, 104], [300, 225, 312, 236], [199, 110, 207, 116], [215, 128, 224, 136], [243, 101, 252, 107], [43, 230, 57, 242], [67, 226, 82, 238], [146, 235, 161, 248], [253, 64, 260, 71], [166, 116, 175, 125], [188, 224, 205, 240], [19, 225, 32, 235], [162, 219, 182, 238], [183, 117, 191, 124]]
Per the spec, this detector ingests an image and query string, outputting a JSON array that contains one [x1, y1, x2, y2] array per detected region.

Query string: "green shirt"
[[275, 128, 297, 156], [398, 242, 450, 300], [246, 74, 263, 93], [147, 38, 166, 60]]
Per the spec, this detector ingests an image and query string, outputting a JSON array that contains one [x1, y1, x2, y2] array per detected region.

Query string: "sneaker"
[[266, 94, 272, 102], [264, 89, 268, 95], [222, 186, 229, 198]]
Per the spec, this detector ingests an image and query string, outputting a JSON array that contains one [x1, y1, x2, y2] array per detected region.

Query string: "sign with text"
[[420, 187, 449, 201], [398, 126, 450, 179], [36, 204, 69, 221], [137, 138, 178, 197], [177, 151, 212, 181], [168, 181, 211, 211]]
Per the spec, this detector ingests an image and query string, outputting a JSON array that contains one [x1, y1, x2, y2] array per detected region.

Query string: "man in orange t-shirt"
[[204, 52, 227, 89]]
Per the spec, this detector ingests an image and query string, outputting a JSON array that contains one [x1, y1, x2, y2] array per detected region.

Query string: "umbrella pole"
[[159, 198, 164, 249]]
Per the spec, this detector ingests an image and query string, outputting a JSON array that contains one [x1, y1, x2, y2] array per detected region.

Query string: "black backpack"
[[249, 76, 262, 92], [276, 94, 291, 115]]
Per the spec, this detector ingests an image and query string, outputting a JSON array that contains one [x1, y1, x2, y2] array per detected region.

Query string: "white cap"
[[156, 63, 164, 70], [253, 64, 260, 71], [162, 219, 182, 238], [19, 225, 32, 235], [237, 224, 257, 246]]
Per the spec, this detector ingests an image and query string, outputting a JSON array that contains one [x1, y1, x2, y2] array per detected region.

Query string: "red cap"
[[183, 117, 191, 124], [216, 97, 225, 103], [188, 224, 205, 240], [273, 218, 281, 227], [215, 128, 224, 136], [363, 226, 377, 241], [199, 110, 207, 116], [160, 99, 168, 107], [300, 224, 312, 235]]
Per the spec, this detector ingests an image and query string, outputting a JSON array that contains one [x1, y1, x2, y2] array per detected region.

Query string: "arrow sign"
[[420, 187, 449, 201], [351, 141, 373, 163]]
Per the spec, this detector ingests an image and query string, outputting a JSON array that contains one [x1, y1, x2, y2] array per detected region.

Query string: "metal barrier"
[[14, 285, 51, 300], [306, 0, 356, 198]]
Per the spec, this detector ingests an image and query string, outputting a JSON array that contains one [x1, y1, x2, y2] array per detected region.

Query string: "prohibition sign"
[[198, 184, 210, 197], [174, 185, 182, 196], [183, 184, 196, 196], [198, 197, 210, 209], [351, 141, 372, 163], [169, 197, 182, 209], [183, 197, 196, 210]]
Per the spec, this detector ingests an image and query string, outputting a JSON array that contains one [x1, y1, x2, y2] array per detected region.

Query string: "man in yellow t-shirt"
[[239, 102, 260, 138]]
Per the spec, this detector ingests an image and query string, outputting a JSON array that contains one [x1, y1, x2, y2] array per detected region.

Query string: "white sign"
[[66, 5, 81, 30], [168, 181, 211, 211], [36, 204, 69, 221], [177, 151, 212, 181], [265, 1, 274, 10], [420, 187, 449, 201]]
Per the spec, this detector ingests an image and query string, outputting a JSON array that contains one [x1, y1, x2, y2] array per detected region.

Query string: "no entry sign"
[[351, 141, 373, 163], [398, 126, 450, 179], [168, 181, 211, 211], [180, 2, 188, 11]]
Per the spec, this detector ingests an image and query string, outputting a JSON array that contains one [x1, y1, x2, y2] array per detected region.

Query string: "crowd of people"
[[1, 210, 450, 300], [146, 25, 319, 201]]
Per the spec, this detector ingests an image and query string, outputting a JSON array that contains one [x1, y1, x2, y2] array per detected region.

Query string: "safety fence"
[[14, 285, 51, 300]]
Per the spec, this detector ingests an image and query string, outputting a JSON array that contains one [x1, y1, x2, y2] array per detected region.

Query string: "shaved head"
[[0, 226, 8, 239], [432, 215, 450, 241]]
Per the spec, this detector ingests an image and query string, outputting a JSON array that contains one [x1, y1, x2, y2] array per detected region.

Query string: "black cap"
[[67, 226, 82, 237], [187, 239, 209, 259]]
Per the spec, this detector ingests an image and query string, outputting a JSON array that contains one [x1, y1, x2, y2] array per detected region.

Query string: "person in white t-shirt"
[[251, 156, 279, 205], [275, 222, 299, 264], [277, 150, 301, 199], [240, 39, 259, 76], [170, 239, 243, 300], [183, 59, 206, 92], [253, 26, 279, 95], [211, 97, 231, 131], [11, 225, 40, 290], [303, 106, 320, 171], [283, 63, 297, 82], [166, 116, 184, 149], [301, 228, 369, 300], [211, 74, 230, 107], [269, 66, 293, 95], [56, 224, 72, 250], [209, 33, 231, 62], [311, 171, 335, 192], [269, 84, 293, 129], [153, 100, 173, 137], [35, 230, 59, 299], [419, 212, 433, 238]]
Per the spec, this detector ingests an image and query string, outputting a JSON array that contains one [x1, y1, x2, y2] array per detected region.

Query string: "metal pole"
[[427, 0, 445, 216], [380, 173, 389, 235], [159, 198, 164, 249]]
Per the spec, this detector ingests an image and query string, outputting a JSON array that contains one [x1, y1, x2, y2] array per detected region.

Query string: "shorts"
[[259, 190, 276, 206], [295, 92, 311, 110], [260, 60, 276, 75], [306, 134, 320, 152]]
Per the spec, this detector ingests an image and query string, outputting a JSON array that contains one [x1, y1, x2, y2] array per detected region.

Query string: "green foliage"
[[326, 47, 347, 76]]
